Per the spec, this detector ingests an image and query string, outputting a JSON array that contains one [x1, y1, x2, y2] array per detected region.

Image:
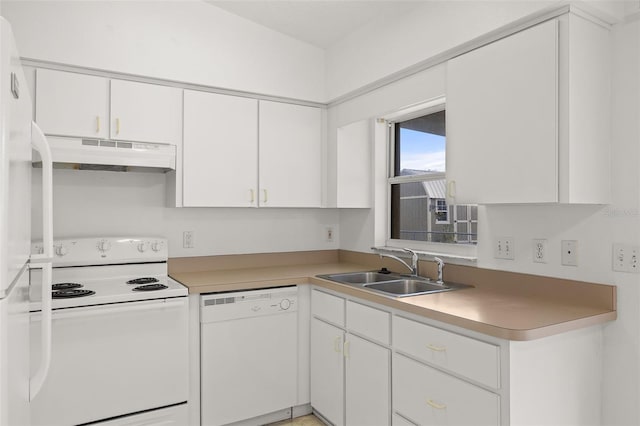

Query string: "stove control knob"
[[279, 299, 292, 310], [151, 241, 164, 252], [55, 245, 68, 257], [97, 240, 111, 253], [137, 242, 149, 253]]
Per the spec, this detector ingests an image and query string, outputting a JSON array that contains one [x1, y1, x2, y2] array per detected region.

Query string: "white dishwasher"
[[200, 286, 299, 426]]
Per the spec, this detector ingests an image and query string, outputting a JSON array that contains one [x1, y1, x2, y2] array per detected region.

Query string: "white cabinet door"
[[35, 69, 109, 139], [336, 120, 371, 208], [110, 80, 182, 145], [310, 318, 344, 426], [345, 333, 390, 426], [182, 90, 258, 207], [259, 101, 322, 207], [446, 19, 559, 204]]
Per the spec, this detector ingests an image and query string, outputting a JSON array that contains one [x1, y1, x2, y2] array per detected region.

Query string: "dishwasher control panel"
[[200, 286, 298, 323]]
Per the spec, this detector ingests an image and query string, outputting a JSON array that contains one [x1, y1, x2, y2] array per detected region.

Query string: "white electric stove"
[[30, 237, 187, 311], [29, 237, 189, 426]]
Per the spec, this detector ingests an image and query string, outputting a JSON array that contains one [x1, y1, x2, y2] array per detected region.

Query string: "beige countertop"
[[169, 251, 616, 341]]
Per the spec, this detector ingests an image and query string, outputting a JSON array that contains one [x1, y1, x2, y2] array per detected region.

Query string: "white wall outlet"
[[495, 237, 514, 260], [532, 239, 547, 263], [613, 243, 640, 273], [561, 240, 578, 266], [183, 231, 194, 248], [326, 227, 335, 242]]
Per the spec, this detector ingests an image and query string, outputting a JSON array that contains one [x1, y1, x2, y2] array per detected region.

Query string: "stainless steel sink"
[[316, 271, 468, 298], [319, 271, 397, 284], [364, 279, 452, 297]]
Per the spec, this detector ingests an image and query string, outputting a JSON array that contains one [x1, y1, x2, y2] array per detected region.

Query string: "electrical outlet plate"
[[613, 243, 640, 273], [532, 239, 547, 263], [561, 240, 578, 266], [183, 231, 194, 248], [326, 227, 335, 242], [495, 237, 514, 260]]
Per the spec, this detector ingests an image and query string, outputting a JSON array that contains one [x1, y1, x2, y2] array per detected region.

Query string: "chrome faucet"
[[378, 248, 419, 277], [433, 257, 444, 284]]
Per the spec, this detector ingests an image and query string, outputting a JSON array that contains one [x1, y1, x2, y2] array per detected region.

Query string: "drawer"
[[393, 316, 500, 389], [393, 413, 417, 426], [311, 290, 345, 326], [394, 354, 499, 426], [346, 300, 390, 344]]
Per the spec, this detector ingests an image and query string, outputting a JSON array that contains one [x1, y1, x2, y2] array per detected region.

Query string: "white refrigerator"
[[0, 17, 53, 426]]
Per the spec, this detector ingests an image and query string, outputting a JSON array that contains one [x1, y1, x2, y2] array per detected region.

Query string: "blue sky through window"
[[399, 128, 445, 172]]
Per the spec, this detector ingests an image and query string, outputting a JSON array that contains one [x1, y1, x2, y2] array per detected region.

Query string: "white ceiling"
[[205, 0, 423, 49]]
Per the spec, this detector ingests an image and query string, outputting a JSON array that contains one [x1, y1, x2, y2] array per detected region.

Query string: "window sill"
[[381, 240, 477, 266]]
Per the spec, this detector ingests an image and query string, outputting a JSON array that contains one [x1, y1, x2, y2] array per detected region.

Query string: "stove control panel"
[[32, 237, 169, 267]]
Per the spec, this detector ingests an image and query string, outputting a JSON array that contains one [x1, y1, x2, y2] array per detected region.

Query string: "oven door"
[[30, 298, 188, 426]]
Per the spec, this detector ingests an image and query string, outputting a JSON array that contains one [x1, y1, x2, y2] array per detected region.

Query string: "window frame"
[[382, 97, 477, 261], [434, 199, 450, 225]]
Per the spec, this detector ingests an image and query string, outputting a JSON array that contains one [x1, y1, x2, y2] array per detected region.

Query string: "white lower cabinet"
[[345, 333, 391, 426], [394, 354, 499, 426], [309, 288, 604, 426], [310, 318, 345, 426], [311, 290, 391, 426]]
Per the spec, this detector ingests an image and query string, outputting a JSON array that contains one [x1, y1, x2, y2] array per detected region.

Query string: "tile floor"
[[269, 414, 325, 426]]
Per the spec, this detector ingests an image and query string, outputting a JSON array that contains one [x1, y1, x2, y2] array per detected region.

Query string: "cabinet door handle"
[[343, 341, 351, 359], [249, 189, 255, 204], [427, 343, 446, 352], [96, 116, 101, 133], [333, 336, 342, 353], [262, 189, 268, 203], [115, 118, 120, 135], [427, 399, 447, 410]]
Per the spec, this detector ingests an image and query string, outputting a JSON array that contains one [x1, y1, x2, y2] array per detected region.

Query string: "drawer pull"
[[334, 336, 342, 353], [427, 343, 447, 352], [427, 399, 447, 410]]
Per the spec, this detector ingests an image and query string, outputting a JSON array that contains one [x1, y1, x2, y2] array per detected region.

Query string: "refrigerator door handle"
[[29, 121, 53, 400], [30, 121, 53, 261], [29, 262, 52, 400]]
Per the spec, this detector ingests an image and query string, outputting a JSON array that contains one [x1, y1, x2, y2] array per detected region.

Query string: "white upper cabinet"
[[336, 120, 371, 208], [35, 69, 109, 139], [180, 95, 323, 208], [182, 90, 258, 207], [35, 69, 182, 145], [446, 14, 610, 204], [259, 100, 323, 208], [110, 80, 182, 145]]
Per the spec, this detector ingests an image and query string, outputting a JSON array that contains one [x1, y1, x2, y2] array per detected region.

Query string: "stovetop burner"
[[132, 284, 168, 292], [52, 282, 83, 290], [52, 289, 96, 299], [126, 277, 159, 285]]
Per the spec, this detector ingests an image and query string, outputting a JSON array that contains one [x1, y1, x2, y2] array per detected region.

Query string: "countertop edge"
[[171, 264, 617, 342]]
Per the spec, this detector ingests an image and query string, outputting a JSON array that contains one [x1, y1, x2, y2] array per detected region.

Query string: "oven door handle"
[[32, 298, 187, 321]]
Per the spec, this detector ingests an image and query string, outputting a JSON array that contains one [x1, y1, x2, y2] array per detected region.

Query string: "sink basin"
[[364, 279, 452, 297], [317, 271, 468, 298], [317, 271, 398, 284]]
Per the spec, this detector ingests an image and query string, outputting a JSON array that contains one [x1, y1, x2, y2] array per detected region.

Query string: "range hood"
[[33, 136, 176, 172]]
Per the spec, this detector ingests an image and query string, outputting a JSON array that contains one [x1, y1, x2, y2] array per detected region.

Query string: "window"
[[388, 101, 478, 246]]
